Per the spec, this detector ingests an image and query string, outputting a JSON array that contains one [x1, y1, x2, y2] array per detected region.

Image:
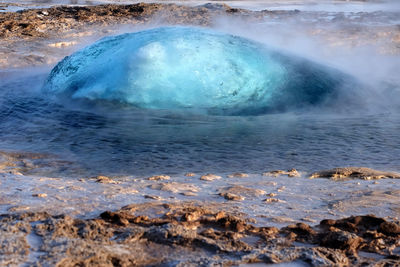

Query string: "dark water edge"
[[1, 69, 400, 177]]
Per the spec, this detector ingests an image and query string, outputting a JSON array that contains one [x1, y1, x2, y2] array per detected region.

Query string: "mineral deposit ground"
[[1, 150, 400, 266], [1, 202, 400, 266]]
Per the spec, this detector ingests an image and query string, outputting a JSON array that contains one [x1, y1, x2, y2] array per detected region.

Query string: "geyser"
[[44, 27, 354, 115]]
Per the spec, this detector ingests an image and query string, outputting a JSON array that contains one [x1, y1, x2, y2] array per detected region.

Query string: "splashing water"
[[44, 27, 356, 115]]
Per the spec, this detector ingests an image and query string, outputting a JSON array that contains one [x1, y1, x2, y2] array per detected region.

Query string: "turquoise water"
[[0, 27, 399, 177], [1, 70, 400, 177], [44, 27, 357, 115]]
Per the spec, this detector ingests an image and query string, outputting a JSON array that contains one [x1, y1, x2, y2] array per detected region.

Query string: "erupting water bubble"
[[44, 27, 354, 115]]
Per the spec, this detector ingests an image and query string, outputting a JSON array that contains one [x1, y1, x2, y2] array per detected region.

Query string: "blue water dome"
[[44, 27, 353, 115]]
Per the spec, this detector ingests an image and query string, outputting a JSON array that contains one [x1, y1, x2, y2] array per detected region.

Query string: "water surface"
[[1, 69, 399, 177]]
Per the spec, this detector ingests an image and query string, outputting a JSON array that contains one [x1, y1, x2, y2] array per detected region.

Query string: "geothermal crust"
[[1, 150, 400, 266], [1, 202, 400, 266], [0, 3, 399, 68]]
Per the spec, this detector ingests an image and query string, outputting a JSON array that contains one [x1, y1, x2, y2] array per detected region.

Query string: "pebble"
[[180, 192, 197, 196], [8, 205, 30, 212], [264, 198, 280, 203], [220, 192, 245, 201], [227, 172, 249, 178], [263, 169, 299, 177], [32, 193, 47, 198], [144, 195, 162, 200], [277, 186, 286, 192], [96, 176, 120, 184], [147, 175, 170, 181], [200, 174, 221, 181]]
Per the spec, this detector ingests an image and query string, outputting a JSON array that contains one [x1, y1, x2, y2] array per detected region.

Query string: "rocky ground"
[[0, 3, 258, 68], [1, 202, 399, 266], [0, 2, 399, 69], [1, 150, 400, 265]]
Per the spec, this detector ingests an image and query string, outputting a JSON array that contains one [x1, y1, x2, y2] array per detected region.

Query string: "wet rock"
[[320, 230, 363, 252], [181, 210, 202, 222], [1, 203, 399, 266], [149, 182, 198, 194], [95, 175, 119, 184], [320, 215, 387, 232], [283, 222, 317, 242], [379, 222, 400, 236], [144, 195, 162, 200], [277, 186, 286, 192], [263, 168, 300, 177], [218, 185, 266, 198], [374, 259, 400, 267], [184, 172, 196, 177], [8, 205, 30, 212], [100, 211, 130, 226], [200, 173, 221, 181], [219, 192, 245, 201], [0, 219, 30, 266], [147, 175, 170, 181], [32, 193, 47, 198], [258, 246, 349, 266], [301, 217, 318, 223], [264, 198, 281, 203], [227, 172, 249, 178], [318, 215, 400, 256], [310, 167, 400, 180], [300, 247, 349, 266], [180, 191, 197, 197]]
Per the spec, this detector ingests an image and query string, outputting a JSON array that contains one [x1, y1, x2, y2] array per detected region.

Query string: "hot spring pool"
[[0, 27, 399, 177]]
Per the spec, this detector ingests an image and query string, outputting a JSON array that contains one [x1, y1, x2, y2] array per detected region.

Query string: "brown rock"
[[218, 185, 265, 198], [181, 211, 202, 222], [320, 230, 363, 252], [219, 192, 245, 201], [147, 175, 170, 181], [379, 222, 400, 236], [264, 198, 280, 203], [144, 195, 162, 200], [263, 169, 300, 177], [1, 203, 398, 266], [215, 211, 226, 221], [227, 172, 249, 178], [200, 174, 221, 181], [96, 175, 119, 184], [309, 167, 400, 180], [100, 211, 130, 226], [32, 193, 47, 198], [283, 222, 317, 242]]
